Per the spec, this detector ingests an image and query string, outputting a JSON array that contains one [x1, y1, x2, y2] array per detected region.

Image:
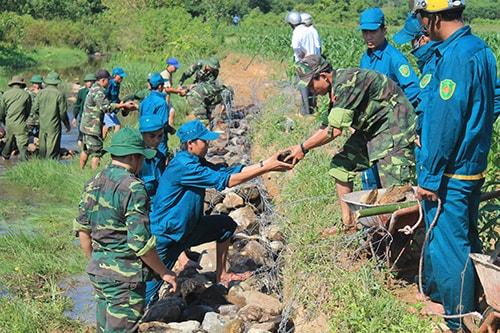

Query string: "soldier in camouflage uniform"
[[286, 55, 416, 234], [26, 74, 43, 137], [31, 71, 70, 160], [178, 57, 220, 88], [74, 127, 177, 333], [0, 75, 32, 161], [185, 82, 234, 127], [79, 69, 135, 170], [73, 73, 96, 147]]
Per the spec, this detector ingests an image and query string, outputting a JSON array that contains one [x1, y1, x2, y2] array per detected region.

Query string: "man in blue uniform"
[[145, 120, 294, 304], [358, 7, 421, 191], [413, 1, 497, 331], [103, 67, 128, 138], [139, 73, 175, 157]]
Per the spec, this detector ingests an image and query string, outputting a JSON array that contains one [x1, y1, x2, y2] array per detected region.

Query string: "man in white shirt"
[[286, 11, 317, 116]]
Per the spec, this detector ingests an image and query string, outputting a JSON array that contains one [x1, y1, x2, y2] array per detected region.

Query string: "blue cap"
[[149, 73, 166, 88], [139, 115, 164, 133], [112, 67, 128, 77], [167, 57, 180, 68], [177, 120, 220, 143], [358, 8, 385, 31], [393, 13, 424, 45]]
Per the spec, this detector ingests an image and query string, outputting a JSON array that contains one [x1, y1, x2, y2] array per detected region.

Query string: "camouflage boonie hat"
[[295, 55, 330, 89]]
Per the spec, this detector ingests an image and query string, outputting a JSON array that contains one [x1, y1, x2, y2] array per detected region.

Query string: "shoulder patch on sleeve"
[[399, 64, 410, 78], [439, 79, 456, 100], [420, 74, 432, 89]]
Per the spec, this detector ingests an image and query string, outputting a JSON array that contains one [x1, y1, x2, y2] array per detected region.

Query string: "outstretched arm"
[[227, 151, 294, 187], [285, 124, 342, 164]]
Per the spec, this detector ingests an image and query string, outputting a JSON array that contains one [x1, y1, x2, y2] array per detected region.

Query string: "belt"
[[444, 171, 487, 180]]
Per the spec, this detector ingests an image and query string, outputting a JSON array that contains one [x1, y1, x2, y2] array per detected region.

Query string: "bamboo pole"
[[355, 201, 419, 219]]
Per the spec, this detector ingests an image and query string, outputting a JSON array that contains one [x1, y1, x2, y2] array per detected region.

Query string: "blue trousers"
[[145, 214, 236, 304], [361, 163, 382, 190], [421, 176, 483, 331]]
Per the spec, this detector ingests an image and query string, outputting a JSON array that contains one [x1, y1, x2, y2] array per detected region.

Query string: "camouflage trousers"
[[186, 90, 213, 126], [328, 131, 415, 186], [82, 134, 104, 157], [89, 274, 146, 333]]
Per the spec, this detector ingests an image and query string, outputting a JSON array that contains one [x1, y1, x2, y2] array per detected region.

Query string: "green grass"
[[0, 21, 497, 332]]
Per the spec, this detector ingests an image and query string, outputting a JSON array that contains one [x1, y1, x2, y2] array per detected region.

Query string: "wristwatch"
[[300, 143, 309, 155]]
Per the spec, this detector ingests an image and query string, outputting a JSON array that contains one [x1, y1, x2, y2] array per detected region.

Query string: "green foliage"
[[0, 0, 106, 21], [3, 159, 93, 203], [0, 161, 91, 332], [478, 119, 500, 253]]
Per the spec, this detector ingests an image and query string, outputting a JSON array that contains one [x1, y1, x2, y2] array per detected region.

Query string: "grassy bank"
[[0, 24, 498, 332]]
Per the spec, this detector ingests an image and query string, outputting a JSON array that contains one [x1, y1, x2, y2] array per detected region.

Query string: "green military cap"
[[44, 71, 62, 85], [30, 74, 43, 83], [104, 127, 156, 159], [206, 57, 220, 70], [83, 73, 97, 81], [295, 54, 330, 89]]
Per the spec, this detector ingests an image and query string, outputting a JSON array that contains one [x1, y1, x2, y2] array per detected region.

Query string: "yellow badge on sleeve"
[[399, 64, 410, 77], [440, 79, 456, 100], [420, 74, 432, 89]]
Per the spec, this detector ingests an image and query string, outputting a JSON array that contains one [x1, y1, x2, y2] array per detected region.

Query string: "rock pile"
[[139, 110, 291, 333]]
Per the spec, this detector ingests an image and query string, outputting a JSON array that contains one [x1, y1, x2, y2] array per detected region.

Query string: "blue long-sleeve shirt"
[[416, 26, 497, 191], [137, 151, 166, 210], [139, 90, 171, 155], [360, 40, 420, 106], [104, 79, 121, 103], [150, 150, 244, 243]]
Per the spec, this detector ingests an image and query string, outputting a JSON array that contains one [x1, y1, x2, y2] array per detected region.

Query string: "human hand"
[[122, 101, 137, 111], [284, 145, 306, 165], [178, 89, 187, 97], [416, 185, 438, 201], [415, 135, 421, 148], [262, 151, 296, 172], [161, 271, 178, 293]]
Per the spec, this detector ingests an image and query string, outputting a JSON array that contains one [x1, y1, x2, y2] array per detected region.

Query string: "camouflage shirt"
[[80, 83, 117, 136], [0, 85, 31, 134], [179, 60, 219, 86], [323, 68, 416, 161], [73, 164, 157, 282], [186, 82, 233, 122]]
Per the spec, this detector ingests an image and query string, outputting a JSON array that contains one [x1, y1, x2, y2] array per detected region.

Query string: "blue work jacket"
[[416, 26, 497, 191], [105, 79, 121, 103], [139, 90, 171, 155], [361, 40, 420, 106], [150, 150, 244, 243]]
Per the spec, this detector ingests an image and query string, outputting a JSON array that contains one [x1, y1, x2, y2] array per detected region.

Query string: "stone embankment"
[[140, 108, 292, 333]]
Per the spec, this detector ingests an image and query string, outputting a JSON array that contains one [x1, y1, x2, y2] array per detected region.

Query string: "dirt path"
[[218, 53, 287, 107]]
